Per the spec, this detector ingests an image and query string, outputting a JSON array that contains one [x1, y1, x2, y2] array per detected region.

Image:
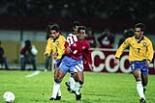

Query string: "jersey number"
[[67, 35, 78, 45], [137, 48, 141, 53]]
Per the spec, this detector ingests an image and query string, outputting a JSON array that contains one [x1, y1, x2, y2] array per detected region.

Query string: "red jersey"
[[65, 34, 92, 65]]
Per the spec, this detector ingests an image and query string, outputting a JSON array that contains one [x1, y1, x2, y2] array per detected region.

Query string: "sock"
[[136, 81, 145, 99], [57, 89, 61, 96], [51, 82, 60, 98], [69, 76, 76, 91], [74, 82, 81, 95]]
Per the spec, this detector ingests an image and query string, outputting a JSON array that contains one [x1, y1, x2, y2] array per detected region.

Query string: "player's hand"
[[146, 59, 151, 66], [52, 53, 58, 59], [65, 47, 72, 54], [114, 58, 119, 65]]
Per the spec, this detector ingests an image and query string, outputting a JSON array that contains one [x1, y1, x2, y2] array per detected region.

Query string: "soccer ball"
[[3, 91, 15, 103]]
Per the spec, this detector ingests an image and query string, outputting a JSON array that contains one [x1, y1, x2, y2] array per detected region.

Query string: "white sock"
[[136, 81, 145, 99], [51, 82, 60, 98], [57, 89, 61, 96], [69, 77, 76, 91], [74, 82, 81, 95]]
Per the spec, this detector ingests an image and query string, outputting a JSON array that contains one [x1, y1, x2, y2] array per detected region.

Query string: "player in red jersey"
[[66, 26, 92, 78], [50, 26, 93, 101], [64, 26, 93, 100]]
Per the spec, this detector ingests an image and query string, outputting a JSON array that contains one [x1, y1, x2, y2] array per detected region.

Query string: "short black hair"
[[48, 23, 60, 32], [73, 21, 81, 27], [135, 23, 145, 31]]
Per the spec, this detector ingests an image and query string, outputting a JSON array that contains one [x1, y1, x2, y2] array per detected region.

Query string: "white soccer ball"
[[3, 91, 15, 103]]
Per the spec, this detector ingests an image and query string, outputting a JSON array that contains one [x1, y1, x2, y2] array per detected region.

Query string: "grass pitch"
[[0, 70, 155, 103]]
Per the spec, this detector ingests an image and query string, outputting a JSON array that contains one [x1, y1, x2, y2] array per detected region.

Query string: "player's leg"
[[74, 71, 84, 98], [50, 60, 60, 100], [2, 57, 9, 70], [131, 62, 146, 103], [72, 63, 84, 101], [50, 59, 68, 100], [20, 57, 26, 70], [65, 73, 76, 93], [50, 59, 62, 100], [141, 60, 149, 94], [141, 74, 148, 95], [50, 69, 66, 100], [31, 57, 37, 71]]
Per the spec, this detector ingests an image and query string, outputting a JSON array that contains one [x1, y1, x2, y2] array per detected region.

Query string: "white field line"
[[25, 71, 41, 78]]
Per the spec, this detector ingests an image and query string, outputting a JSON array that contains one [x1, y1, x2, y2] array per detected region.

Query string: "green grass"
[[0, 70, 155, 103]]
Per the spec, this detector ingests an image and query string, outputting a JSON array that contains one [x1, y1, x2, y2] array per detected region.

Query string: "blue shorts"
[[59, 56, 83, 74], [53, 59, 61, 70], [54, 55, 65, 68], [55, 60, 61, 67], [130, 60, 148, 75]]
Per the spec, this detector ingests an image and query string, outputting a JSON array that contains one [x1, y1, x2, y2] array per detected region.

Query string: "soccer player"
[[115, 23, 154, 103], [51, 26, 92, 101], [68, 26, 93, 100], [65, 21, 81, 93], [44, 24, 66, 100]]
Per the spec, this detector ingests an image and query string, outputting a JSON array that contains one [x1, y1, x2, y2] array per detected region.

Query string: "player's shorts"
[[54, 60, 61, 67], [130, 60, 148, 75], [59, 56, 83, 74]]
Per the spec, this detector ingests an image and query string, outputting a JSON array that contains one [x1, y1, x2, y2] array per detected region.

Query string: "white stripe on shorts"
[[74, 64, 83, 72]]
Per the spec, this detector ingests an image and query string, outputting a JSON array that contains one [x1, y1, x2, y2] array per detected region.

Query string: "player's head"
[[46, 24, 53, 39], [76, 26, 87, 40], [48, 24, 60, 39], [134, 23, 145, 39], [72, 21, 81, 33], [25, 40, 31, 48]]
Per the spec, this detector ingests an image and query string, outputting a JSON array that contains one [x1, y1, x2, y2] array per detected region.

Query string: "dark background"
[[0, 0, 155, 33]]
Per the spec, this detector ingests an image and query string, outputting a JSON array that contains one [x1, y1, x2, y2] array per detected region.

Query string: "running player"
[[115, 23, 154, 103], [44, 24, 66, 100]]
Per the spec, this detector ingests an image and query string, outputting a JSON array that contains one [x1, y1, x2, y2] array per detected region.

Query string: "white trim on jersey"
[[67, 33, 78, 46]]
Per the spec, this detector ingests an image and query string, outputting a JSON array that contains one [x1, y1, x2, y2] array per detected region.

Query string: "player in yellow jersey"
[[115, 23, 154, 103], [44, 24, 66, 100]]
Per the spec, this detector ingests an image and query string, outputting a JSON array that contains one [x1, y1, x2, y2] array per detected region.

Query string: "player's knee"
[[136, 77, 141, 81], [54, 78, 61, 83]]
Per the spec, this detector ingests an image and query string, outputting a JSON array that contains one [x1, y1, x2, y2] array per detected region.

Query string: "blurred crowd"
[[0, 20, 153, 71], [0, 0, 155, 21]]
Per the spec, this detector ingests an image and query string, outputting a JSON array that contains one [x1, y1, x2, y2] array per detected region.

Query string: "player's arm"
[[115, 38, 130, 59], [44, 38, 53, 56], [83, 41, 93, 69], [58, 36, 66, 56], [146, 40, 154, 63]]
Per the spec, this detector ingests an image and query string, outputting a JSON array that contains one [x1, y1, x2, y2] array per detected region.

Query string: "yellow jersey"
[[44, 38, 55, 56], [115, 36, 154, 62], [44, 34, 66, 60], [53, 34, 66, 60]]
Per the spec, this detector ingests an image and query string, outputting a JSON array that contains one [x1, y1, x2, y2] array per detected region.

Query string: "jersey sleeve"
[[58, 35, 66, 57], [146, 39, 154, 62], [44, 38, 54, 56], [115, 38, 130, 59], [83, 41, 92, 65]]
